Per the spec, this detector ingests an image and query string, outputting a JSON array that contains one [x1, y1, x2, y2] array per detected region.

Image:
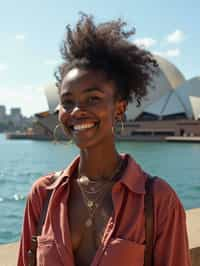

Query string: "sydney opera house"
[[34, 55, 200, 141]]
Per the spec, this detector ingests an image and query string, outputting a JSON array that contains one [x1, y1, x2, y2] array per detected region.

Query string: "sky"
[[0, 0, 200, 117]]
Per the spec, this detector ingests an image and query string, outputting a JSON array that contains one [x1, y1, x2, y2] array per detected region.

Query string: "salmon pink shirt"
[[17, 154, 191, 266]]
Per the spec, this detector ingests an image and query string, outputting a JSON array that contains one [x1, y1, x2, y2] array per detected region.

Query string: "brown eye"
[[88, 96, 101, 104]]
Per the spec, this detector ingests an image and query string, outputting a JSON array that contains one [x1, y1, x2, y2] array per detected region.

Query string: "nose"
[[69, 103, 88, 117], [59, 102, 88, 127]]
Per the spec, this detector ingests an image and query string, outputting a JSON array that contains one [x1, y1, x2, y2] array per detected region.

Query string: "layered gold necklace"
[[77, 157, 123, 228]]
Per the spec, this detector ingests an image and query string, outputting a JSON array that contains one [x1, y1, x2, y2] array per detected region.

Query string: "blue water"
[[0, 133, 200, 244]]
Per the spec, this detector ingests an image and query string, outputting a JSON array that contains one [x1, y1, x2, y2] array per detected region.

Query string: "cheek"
[[108, 105, 117, 122], [101, 107, 116, 128]]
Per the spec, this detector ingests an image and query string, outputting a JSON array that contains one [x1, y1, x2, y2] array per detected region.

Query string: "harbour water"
[[0, 133, 200, 244]]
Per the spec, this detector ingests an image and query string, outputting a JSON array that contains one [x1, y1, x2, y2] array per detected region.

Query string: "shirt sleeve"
[[17, 180, 45, 266], [154, 190, 191, 266]]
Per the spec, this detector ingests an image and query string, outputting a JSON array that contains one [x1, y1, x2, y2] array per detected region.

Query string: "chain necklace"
[[78, 157, 123, 192], [78, 181, 113, 227], [77, 157, 124, 228]]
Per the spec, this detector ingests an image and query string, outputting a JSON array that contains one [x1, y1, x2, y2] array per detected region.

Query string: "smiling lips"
[[71, 122, 99, 131]]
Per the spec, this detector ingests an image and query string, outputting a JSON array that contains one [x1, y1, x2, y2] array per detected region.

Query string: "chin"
[[74, 134, 114, 150], [73, 139, 97, 150]]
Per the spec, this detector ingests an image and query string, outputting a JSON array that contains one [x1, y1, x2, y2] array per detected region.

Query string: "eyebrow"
[[61, 87, 105, 97], [84, 87, 105, 93]]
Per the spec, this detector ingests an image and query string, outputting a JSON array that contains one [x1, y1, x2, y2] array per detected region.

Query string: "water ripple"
[[0, 194, 26, 203]]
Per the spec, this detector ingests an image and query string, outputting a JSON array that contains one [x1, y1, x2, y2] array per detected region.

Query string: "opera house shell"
[[34, 55, 200, 141]]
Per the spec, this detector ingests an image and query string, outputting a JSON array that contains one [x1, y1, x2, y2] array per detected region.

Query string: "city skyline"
[[0, 105, 31, 117], [0, 0, 200, 116]]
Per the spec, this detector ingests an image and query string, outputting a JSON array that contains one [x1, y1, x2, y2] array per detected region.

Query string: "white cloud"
[[0, 64, 8, 71], [166, 30, 185, 44], [15, 34, 25, 40], [44, 59, 59, 66], [166, 49, 180, 57], [153, 48, 180, 58], [133, 38, 157, 49]]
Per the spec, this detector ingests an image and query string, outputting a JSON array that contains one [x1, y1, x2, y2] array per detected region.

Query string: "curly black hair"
[[55, 13, 158, 106]]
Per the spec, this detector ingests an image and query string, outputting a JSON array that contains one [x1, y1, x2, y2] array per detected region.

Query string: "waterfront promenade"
[[0, 208, 199, 265]]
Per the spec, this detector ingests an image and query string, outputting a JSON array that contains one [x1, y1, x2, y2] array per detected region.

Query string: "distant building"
[[0, 105, 6, 121], [0, 106, 34, 132], [10, 108, 21, 116], [9, 108, 23, 127]]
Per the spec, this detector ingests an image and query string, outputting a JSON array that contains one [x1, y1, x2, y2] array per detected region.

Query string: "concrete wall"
[[0, 208, 199, 266], [186, 208, 200, 266]]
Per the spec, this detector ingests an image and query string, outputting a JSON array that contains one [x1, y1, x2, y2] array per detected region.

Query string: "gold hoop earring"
[[120, 118, 125, 135], [112, 126, 115, 135], [112, 117, 124, 136], [112, 120, 118, 136], [53, 123, 73, 146], [53, 123, 62, 144]]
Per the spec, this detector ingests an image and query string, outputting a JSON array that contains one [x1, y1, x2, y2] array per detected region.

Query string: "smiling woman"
[[58, 68, 125, 149], [17, 13, 191, 266]]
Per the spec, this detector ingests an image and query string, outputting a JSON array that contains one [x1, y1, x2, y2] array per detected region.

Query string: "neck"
[[78, 141, 120, 181]]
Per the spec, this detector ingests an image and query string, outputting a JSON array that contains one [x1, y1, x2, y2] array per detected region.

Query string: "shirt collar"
[[46, 155, 80, 190], [119, 153, 146, 194], [47, 154, 146, 194]]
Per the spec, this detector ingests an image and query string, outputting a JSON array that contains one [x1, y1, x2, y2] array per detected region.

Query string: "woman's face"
[[58, 67, 126, 149]]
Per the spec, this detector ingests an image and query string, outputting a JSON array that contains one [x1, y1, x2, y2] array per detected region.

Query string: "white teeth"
[[73, 123, 95, 131]]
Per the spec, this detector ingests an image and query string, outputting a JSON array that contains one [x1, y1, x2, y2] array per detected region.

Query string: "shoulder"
[[27, 172, 56, 208], [30, 173, 54, 194], [152, 177, 186, 232], [152, 177, 182, 210], [21, 172, 57, 221]]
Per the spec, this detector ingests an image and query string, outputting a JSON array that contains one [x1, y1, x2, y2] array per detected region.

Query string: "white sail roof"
[[176, 77, 200, 119], [190, 96, 200, 120], [154, 55, 185, 89], [144, 91, 186, 116], [126, 55, 185, 120], [126, 68, 173, 119], [162, 92, 186, 116], [44, 83, 59, 113]]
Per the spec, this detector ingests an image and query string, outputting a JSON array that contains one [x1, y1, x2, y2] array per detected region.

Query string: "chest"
[[68, 180, 113, 266]]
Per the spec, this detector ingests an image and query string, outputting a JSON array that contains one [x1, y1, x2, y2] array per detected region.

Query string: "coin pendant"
[[79, 176, 89, 185], [87, 200, 94, 208], [85, 218, 93, 227]]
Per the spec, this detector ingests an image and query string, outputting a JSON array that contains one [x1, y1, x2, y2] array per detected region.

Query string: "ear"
[[115, 100, 127, 120]]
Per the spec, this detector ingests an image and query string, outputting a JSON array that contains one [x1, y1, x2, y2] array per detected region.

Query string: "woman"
[[18, 14, 191, 266]]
